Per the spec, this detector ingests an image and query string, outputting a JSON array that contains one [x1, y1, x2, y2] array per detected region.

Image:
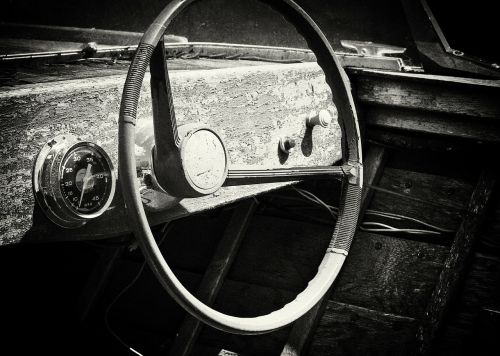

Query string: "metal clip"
[[341, 40, 406, 57]]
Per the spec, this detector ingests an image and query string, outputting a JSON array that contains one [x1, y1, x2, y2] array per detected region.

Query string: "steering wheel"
[[118, 0, 362, 334]]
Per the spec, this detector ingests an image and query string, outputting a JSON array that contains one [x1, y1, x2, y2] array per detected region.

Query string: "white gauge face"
[[182, 129, 227, 191]]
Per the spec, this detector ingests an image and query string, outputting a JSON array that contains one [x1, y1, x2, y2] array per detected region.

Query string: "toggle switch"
[[306, 109, 335, 128]]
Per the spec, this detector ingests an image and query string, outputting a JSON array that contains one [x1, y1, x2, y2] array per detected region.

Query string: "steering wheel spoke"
[[225, 164, 349, 185], [119, 0, 363, 335]]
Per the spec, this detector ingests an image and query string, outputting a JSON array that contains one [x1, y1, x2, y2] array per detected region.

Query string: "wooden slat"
[[371, 168, 474, 233], [416, 170, 497, 355], [365, 107, 500, 142], [169, 200, 257, 356], [308, 301, 417, 356], [353, 70, 500, 118], [332, 231, 447, 317], [281, 145, 388, 356]]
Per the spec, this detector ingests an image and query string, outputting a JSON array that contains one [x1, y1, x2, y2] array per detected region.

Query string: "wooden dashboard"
[[0, 60, 342, 245]]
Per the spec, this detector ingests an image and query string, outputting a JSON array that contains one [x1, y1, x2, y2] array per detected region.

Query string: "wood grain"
[[370, 168, 474, 233], [281, 144, 388, 356], [353, 69, 500, 118], [308, 301, 417, 356], [416, 170, 497, 355], [365, 107, 500, 142], [0, 62, 342, 245]]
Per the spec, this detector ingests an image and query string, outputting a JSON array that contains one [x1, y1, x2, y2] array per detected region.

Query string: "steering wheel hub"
[[180, 126, 228, 193], [118, 0, 363, 335]]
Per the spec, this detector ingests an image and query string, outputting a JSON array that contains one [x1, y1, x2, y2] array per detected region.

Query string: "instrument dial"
[[60, 145, 113, 214], [33, 135, 116, 228]]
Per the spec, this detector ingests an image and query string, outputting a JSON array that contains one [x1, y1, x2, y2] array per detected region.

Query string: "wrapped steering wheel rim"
[[118, 0, 363, 334]]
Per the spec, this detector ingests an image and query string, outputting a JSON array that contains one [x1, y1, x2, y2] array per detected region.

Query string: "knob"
[[279, 137, 296, 154], [306, 109, 334, 128]]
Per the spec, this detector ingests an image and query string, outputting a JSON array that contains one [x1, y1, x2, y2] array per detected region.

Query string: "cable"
[[104, 222, 174, 356], [284, 187, 453, 236], [364, 210, 455, 233], [292, 187, 338, 220]]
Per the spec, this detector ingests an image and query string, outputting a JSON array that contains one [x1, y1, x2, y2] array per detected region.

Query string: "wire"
[[364, 210, 455, 233], [104, 222, 174, 356], [292, 187, 338, 220], [285, 187, 453, 236]]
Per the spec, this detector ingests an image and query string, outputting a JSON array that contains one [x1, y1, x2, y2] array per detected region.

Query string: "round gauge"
[[33, 135, 116, 228], [59, 144, 114, 215]]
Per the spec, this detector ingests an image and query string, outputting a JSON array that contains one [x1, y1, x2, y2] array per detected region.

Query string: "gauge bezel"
[[33, 135, 116, 228]]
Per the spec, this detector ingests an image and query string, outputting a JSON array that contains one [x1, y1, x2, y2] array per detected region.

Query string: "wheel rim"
[[118, 0, 363, 334]]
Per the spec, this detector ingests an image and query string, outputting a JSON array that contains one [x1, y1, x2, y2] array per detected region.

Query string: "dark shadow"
[[278, 144, 289, 164], [301, 126, 313, 157]]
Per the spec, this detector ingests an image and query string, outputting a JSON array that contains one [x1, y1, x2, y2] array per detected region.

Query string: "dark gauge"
[[60, 145, 113, 214], [33, 135, 116, 228]]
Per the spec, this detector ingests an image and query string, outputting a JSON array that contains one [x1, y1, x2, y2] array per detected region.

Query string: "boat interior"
[[1, 0, 499, 355]]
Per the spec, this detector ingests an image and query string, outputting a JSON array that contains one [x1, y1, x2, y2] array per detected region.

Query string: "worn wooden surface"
[[370, 168, 474, 233], [169, 200, 257, 356], [365, 107, 500, 142], [353, 69, 500, 118], [416, 171, 496, 355], [0, 62, 342, 245], [281, 144, 387, 356], [308, 301, 417, 356]]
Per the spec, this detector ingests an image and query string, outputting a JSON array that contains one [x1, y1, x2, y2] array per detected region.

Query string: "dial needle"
[[78, 163, 92, 208]]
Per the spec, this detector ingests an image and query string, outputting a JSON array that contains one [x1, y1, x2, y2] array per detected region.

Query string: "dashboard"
[[0, 58, 342, 245]]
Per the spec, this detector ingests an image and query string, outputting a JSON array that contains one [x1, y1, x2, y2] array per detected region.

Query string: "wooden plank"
[[416, 170, 497, 355], [366, 127, 492, 153], [308, 301, 417, 356], [332, 232, 447, 317], [281, 144, 388, 356], [0, 62, 342, 245], [434, 252, 500, 355], [353, 70, 500, 118], [169, 200, 257, 356], [370, 168, 474, 233], [365, 107, 500, 142], [360, 145, 388, 213], [106, 265, 293, 356]]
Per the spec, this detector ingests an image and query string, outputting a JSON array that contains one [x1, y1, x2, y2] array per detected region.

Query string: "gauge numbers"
[[60, 145, 112, 214], [33, 135, 116, 228]]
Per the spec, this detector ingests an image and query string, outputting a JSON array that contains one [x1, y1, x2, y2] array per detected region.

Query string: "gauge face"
[[33, 135, 116, 228], [60, 144, 113, 215]]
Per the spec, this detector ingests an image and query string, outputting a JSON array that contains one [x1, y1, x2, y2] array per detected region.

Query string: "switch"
[[306, 109, 335, 128]]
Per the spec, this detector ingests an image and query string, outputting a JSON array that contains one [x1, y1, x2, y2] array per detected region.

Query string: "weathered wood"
[[435, 252, 500, 355], [107, 265, 293, 356], [308, 301, 417, 356], [416, 170, 497, 355], [0, 62, 342, 245], [169, 200, 257, 356], [370, 168, 474, 233], [0, 58, 267, 87], [365, 107, 500, 142], [0, 22, 155, 46], [353, 69, 500, 118], [360, 145, 388, 213], [281, 144, 388, 356], [366, 127, 494, 153], [332, 232, 447, 317]]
